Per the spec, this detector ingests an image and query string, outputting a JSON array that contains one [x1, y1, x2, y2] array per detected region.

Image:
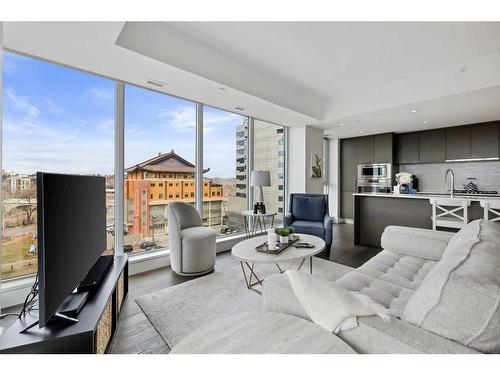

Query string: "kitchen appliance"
[[454, 189, 498, 195], [357, 163, 393, 193], [357, 179, 392, 193], [358, 163, 392, 179]]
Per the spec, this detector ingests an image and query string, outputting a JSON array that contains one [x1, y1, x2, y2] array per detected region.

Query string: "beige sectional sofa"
[[262, 219, 500, 354]]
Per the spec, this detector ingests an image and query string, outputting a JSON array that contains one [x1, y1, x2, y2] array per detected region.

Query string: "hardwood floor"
[[1, 223, 380, 354]]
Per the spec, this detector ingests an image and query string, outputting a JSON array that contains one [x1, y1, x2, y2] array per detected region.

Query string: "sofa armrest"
[[381, 226, 454, 261], [323, 214, 333, 246], [283, 213, 293, 227]]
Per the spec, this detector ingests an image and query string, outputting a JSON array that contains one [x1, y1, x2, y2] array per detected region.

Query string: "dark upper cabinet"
[[470, 123, 499, 159], [373, 133, 393, 163], [397, 132, 419, 164], [357, 136, 374, 164], [340, 138, 358, 192], [419, 128, 445, 163], [445, 126, 470, 161]]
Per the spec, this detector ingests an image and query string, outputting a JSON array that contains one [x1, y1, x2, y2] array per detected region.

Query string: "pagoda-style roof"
[[125, 150, 209, 174]]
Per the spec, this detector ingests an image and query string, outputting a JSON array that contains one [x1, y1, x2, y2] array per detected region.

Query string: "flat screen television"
[[37, 172, 106, 328]]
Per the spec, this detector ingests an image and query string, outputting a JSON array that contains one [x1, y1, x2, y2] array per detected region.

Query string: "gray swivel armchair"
[[167, 202, 216, 276]]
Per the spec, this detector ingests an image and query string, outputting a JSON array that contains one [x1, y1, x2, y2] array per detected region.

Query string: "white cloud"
[[4, 88, 41, 117], [157, 105, 196, 133], [2, 117, 114, 175], [85, 86, 114, 100], [157, 105, 244, 134]]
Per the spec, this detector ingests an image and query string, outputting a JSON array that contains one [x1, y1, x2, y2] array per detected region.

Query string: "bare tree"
[[16, 188, 37, 225]]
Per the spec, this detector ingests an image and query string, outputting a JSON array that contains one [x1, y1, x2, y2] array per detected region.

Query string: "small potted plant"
[[275, 227, 290, 243], [286, 226, 295, 240]]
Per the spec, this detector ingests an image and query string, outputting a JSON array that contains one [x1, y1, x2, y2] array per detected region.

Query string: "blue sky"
[[2, 51, 245, 178]]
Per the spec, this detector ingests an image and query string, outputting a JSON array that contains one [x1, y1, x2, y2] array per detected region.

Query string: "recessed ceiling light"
[[410, 109, 418, 113], [145, 78, 166, 88], [339, 123, 345, 126], [359, 131, 364, 134], [234, 106, 246, 112], [423, 121, 428, 124]]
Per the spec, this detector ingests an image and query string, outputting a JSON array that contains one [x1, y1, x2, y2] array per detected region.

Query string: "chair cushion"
[[402, 220, 500, 353], [291, 220, 325, 238], [180, 226, 216, 273], [292, 196, 325, 222], [335, 250, 437, 318]]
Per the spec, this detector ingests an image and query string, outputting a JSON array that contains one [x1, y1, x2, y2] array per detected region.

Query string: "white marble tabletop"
[[231, 234, 325, 264], [353, 192, 500, 201]]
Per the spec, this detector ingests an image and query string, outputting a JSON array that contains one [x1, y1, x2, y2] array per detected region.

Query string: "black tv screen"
[[37, 173, 106, 328]]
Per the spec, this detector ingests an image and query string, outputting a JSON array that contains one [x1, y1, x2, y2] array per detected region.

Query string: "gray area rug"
[[136, 258, 353, 349]]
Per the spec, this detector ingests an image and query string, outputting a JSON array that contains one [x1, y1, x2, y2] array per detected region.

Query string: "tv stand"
[[0, 256, 128, 354], [19, 312, 79, 334]]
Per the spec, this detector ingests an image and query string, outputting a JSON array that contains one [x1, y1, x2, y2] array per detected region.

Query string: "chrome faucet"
[[445, 169, 455, 198]]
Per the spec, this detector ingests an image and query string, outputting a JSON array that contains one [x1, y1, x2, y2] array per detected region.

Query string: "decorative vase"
[[280, 236, 289, 244], [400, 184, 409, 194]]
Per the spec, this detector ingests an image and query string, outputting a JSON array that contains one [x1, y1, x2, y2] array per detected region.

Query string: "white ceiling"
[[4, 22, 500, 137]]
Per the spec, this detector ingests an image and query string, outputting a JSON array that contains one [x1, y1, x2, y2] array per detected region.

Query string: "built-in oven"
[[357, 163, 393, 193], [357, 163, 392, 180], [357, 179, 392, 194]]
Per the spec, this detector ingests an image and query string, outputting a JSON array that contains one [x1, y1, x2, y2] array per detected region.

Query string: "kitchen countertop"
[[353, 192, 500, 201]]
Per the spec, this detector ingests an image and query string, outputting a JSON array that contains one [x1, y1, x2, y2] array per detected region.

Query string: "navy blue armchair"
[[283, 193, 333, 248]]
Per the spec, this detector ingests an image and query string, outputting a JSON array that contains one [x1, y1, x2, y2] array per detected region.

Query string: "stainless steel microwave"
[[357, 163, 392, 179]]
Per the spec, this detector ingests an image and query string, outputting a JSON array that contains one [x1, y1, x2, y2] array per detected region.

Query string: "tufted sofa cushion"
[[335, 250, 437, 318]]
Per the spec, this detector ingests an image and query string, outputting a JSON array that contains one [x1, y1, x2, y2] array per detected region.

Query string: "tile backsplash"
[[398, 160, 500, 192]]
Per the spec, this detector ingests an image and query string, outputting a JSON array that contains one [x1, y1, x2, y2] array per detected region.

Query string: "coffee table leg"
[[310, 256, 313, 274], [275, 263, 284, 273], [297, 258, 306, 271], [240, 261, 263, 295]]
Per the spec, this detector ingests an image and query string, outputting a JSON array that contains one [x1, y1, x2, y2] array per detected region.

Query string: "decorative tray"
[[255, 235, 300, 254]]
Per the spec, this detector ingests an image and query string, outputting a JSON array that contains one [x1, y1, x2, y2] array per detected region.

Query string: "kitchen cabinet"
[[341, 192, 354, 220], [373, 133, 394, 163], [397, 132, 419, 164], [341, 138, 358, 192], [419, 128, 445, 163], [445, 126, 470, 161], [357, 136, 374, 164], [470, 123, 499, 159]]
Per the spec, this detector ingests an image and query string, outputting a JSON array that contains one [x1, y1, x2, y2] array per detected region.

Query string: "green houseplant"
[[275, 227, 290, 243]]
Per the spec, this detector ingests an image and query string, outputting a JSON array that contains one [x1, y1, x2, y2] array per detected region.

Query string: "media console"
[[0, 255, 128, 354]]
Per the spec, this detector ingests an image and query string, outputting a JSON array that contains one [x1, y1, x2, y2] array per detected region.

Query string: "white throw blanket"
[[286, 270, 390, 333]]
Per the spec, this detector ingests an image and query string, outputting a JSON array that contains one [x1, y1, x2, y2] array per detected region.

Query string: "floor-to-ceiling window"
[[203, 106, 248, 237], [253, 119, 286, 225], [1, 51, 114, 279], [1, 53, 288, 282], [123, 84, 196, 254]]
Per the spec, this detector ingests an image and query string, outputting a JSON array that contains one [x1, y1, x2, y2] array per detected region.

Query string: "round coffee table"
[[171, 312, 355, 354], [231, 233, 325, 294]]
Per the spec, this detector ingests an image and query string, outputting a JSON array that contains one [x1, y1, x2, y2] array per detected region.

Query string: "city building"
[[233, 119, 285, 222], [9, 173, 35, 194], [125, 150, 224, 236]]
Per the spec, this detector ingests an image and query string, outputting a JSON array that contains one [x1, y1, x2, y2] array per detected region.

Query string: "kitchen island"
[[353, 192, 500, 247]]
